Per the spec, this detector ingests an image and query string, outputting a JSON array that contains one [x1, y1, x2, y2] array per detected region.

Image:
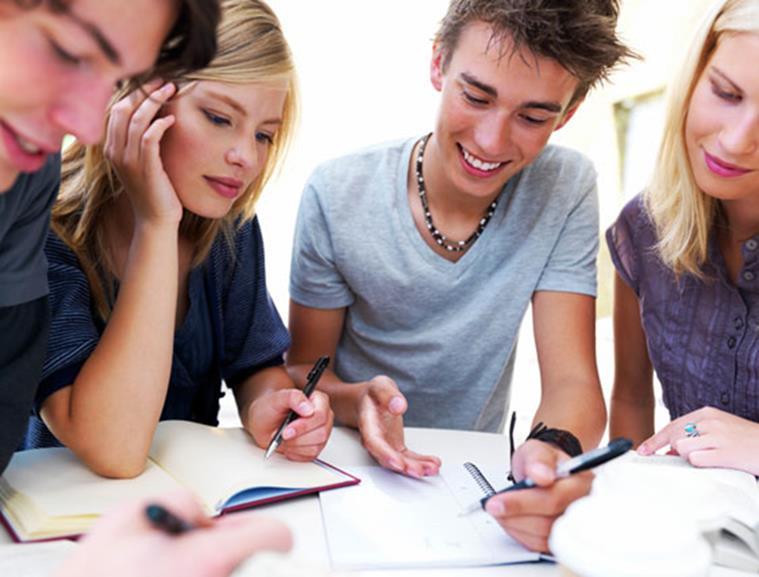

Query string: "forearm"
[[609, 393, 655, 447], [287, 364, 364, 428], [234, 366, 292, 429], [45, 224, 179, 477], [532, 380, 607, 451]]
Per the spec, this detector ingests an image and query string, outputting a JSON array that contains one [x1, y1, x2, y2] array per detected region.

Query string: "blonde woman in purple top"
[[607, 0, 759, 476]]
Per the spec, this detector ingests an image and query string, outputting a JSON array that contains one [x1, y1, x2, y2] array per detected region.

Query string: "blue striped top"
[[24, 217, 290, 448]]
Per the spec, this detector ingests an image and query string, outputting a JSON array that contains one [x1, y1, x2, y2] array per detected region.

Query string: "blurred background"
[[220, 0, 718, 439]]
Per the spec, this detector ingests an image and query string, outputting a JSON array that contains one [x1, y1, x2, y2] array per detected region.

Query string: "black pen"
[[264, 355, 330, 460], [144, 503, 195, 535], [461, 437, 633, 515]]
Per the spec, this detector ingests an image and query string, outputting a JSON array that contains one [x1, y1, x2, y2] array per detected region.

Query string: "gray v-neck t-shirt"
[[290, 137, 598, 432]]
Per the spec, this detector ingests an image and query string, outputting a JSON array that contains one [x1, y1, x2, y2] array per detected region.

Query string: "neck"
[[421, 134, 501, 218], [719, 198, 759, 244]]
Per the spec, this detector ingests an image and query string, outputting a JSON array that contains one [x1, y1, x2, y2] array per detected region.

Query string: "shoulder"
[[306, 137, 413, 197], [523, 144, 596, 183], [610, 194, 656, 248]]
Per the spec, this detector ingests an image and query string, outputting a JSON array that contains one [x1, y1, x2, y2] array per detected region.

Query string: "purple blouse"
[[607, 195, 759, 423]]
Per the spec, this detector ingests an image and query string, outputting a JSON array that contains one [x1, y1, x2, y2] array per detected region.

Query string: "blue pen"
[[461, 437, 633, 515]]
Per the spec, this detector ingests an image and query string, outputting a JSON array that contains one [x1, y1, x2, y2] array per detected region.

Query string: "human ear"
[[430, 43, 445, 92], [554, 98, 584, 131]]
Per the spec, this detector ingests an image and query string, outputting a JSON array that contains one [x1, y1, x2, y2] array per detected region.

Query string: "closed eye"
[[519, 114, 550, 126], [711, 82, 741, 103], [463, 90, 489, 106], [202, 109, 231, 126], [256, 131, 274, 145], [49, 39, 83, 67]]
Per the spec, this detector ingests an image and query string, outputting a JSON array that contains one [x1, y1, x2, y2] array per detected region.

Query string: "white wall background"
[[259, 0, 451, 316]]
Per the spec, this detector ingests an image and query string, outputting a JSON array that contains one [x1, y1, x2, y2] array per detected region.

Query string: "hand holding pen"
[[264, 356, 331, 460], [463, 438, 632, 553]]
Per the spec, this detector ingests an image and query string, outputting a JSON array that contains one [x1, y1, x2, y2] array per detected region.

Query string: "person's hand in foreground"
[[55, 490, 292, 577]]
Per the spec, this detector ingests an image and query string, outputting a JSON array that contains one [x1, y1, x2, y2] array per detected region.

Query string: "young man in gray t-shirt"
[[288, 0, 635, 552]]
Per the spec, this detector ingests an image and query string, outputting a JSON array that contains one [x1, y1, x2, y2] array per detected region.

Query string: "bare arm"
[[609, 272, 655, 446], [287, 300, 440, 477], [40, 82, 182, 479], [531, 290, 606, 449], [488, 291, 604, 552]]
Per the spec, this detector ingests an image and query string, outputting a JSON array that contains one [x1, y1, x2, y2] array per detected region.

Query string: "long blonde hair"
[[644, 0, 759, 276], [54, 0, 298, 319]]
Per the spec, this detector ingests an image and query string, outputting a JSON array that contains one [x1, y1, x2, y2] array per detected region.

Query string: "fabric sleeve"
[[605, 195, 645, 295], [36, 233, 101, 412], [221, 218, 291, 388], [0, 156, 59, 307], [289, 171, 355, 309], [0, 296, 49, 473], [535, 171, 599, 296]]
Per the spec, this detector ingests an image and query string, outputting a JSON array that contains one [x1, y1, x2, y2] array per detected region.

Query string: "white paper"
[[0, 541, 77, 577], [319, 463, 539, 570]]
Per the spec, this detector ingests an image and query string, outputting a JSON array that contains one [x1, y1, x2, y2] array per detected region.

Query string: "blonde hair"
[[54, 0, 298, 319], [644, 0, 759, 276]]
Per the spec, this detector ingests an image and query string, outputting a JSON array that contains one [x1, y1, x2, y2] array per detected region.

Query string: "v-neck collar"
[[394, 136, 511, 274]]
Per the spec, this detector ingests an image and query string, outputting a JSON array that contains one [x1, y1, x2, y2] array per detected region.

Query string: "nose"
[[224, 139, 259, 174], [49, 80, 115, 145], [719, 111, 758, 157], [473, 112, 511, 158]]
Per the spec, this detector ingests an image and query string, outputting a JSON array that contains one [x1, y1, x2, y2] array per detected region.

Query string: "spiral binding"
[[463, 462, 496, 497]]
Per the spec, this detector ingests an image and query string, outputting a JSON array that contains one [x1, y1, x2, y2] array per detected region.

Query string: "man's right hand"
[[357, 376, 441, 478]]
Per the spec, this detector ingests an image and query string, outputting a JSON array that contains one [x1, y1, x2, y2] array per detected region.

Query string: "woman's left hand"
[[247, 389, 334, 461], [638, 406, 759, 475]]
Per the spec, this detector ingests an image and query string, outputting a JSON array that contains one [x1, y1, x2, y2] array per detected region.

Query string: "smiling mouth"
[[703, 150, 751, 178], [459, 144, 505, 173]]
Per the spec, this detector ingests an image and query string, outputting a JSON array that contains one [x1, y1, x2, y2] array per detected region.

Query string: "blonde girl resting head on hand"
[[24, 0, 334, 477]]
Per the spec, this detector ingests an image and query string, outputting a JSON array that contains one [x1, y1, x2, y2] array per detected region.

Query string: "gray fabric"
[[0, 156, 59, 307], [290, 137, 598, 432]]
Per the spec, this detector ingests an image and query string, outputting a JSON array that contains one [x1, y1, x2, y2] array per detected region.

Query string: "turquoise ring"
[[684, 422, 699, 438]]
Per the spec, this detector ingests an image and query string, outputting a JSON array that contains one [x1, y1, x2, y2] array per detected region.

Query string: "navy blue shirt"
[[25, 217, 290, 448]]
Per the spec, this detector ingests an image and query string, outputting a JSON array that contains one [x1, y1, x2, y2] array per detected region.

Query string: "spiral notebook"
[[319, 461, 541, 570]]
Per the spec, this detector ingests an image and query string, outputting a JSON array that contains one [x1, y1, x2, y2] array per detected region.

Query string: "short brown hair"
[[435, 0, 637, 102]]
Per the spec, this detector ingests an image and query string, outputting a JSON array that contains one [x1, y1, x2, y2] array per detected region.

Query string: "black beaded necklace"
[[415, 133, 498, 253]]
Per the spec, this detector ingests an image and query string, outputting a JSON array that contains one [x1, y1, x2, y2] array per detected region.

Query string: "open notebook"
[[319, 461, 540, 570], [0, 420, 358, 542]]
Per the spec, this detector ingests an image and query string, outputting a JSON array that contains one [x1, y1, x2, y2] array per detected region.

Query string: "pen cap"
[[550, 493, 711, 577]]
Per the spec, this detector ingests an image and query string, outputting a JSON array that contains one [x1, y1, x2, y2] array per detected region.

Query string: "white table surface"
[[0, 427, 750, 577]]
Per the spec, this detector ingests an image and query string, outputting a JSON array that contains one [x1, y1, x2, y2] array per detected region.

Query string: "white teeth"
[[462, 147, 502, 171], [17, 136, 40, 154]]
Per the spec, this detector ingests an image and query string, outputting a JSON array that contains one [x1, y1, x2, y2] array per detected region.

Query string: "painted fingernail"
[[282, 427, 296, 440]]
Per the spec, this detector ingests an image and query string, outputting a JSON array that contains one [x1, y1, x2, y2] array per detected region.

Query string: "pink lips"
[[703, 150, 751, 178], [203, 175, 243, 199], [0, 121, 53, 174]]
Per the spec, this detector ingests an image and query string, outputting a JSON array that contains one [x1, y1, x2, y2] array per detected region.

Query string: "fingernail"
[[637, 445, 650, 455], [297, 402, 314, 415], [388, 459, 402, 471], [389, 396, 404, 413], [282, 427, 296, 440], [533, 463, 553, 479], [486, 500, 504, 516]]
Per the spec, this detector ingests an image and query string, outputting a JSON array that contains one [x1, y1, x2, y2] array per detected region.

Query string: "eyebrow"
[[63, 9, 121, 65], [710, 67, 742, 93], [460, 72, 563, 114], [204, 90, 283, 125]]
